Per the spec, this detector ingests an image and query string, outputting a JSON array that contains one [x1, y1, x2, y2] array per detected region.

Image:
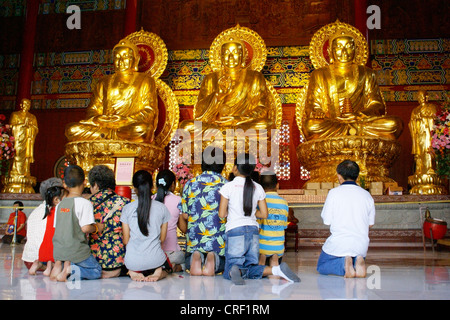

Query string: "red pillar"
[[16, 0, 39, 110], [124, 0, 138, 36], [354, 0, 368, 40]]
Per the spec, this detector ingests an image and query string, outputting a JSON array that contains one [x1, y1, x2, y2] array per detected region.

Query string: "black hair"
[[260, 171, 278, 190], [13, 201, 24, 210], [155, 169, 176, 203], [201, 146, 226, 173], [235, 153, 256, 217], [88, 165, 116, 191], [43, 186, 65, 219], [64, 164, 85, 188], [337, 160, 360, 181], [132, 170, 153, 237], [250, 170, 260, 184]]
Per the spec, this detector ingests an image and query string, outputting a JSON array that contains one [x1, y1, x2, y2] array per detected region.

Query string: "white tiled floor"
[[1, 243, 449, 300]]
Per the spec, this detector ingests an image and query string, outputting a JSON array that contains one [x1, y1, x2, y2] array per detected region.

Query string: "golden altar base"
[[65, 140, 165, 175], [408, 173, 447, 195], [1, 174, 36, 194], [296, 136, 402, 184]]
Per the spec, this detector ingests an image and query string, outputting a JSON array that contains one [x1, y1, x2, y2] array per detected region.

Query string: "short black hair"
[[201, 146, 226, 173], [260, 171, 278, 190], [64, 164, 85, 188], [337, 160, 360, 181], [13, 201, 24, 210], [88, 165, 116, 190]]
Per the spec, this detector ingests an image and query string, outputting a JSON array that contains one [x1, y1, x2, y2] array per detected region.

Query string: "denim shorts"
[[70, 254, 102, 280], [223, 225, 266, 280]]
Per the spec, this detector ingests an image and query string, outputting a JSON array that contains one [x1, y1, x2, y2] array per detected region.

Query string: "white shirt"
[[219, 176, 266, 232], [53, 197, 95, 228], [22, 202, 47, 263], [321, 182, 376, 257]]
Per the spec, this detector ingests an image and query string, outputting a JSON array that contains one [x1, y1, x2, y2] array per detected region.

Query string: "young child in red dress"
[[28, 186, 67, 276]]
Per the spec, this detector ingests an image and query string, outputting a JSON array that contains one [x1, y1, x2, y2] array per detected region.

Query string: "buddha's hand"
[[94, 115, 129, 127], [251, 108, 266, 119], [217, 75, 232, 95]]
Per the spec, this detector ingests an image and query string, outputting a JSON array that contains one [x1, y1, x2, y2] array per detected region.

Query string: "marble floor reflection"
[[1, 243, 449, 300]]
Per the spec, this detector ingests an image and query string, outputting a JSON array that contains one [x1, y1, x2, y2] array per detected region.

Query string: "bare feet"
[[190, 251, 203, 276], [203, 252, 215, 276], [50, 261, 62, 281], [129, 270, 146, 281], [355, 256, 366, 278], [129, 268, 167, 282], [344, 256, 356, 278], [144, 267, 167, 282], [43, 261, 53, 277], [29, 260, 42, 275], [56, 261, 71, 282]]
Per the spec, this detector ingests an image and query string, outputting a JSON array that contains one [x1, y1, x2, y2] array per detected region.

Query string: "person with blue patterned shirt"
[[178, 147, 227, 276]]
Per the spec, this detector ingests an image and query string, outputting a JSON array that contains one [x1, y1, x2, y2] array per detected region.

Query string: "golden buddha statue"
[[408, 90, 446, 194], [2, 98, 38, 193], [65, 39, 158, 143], [64, 31, 179, 175], [180, 41, 273, 133], [296, 21, 404, 184], [178, 25, 281, 176], [303, 32, 403, 140]]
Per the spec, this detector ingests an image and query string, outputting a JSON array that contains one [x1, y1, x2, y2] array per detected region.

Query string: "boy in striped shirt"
[[257, 172, 289, 266]]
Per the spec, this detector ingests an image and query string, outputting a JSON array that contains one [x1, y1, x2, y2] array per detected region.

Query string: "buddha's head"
[[418, 90, 429, 104], [330, 33, 356, 64], [113, 39, 141, 73], [20, 98, 31, 112], [221, 40, 246, 70]]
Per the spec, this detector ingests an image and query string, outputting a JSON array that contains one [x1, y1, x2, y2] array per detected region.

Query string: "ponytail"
[[243, 176, 254, 216], [43, 186, 65, 219], [154, 169, 176, 203], [235, 153, 257, 217], [132, 170, 153, 237]]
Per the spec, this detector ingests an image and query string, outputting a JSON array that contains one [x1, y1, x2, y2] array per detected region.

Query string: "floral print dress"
[[89, 189, 130, 269], [179, 171, 228, 256]]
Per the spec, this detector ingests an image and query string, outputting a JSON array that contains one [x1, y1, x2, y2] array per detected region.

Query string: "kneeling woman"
[[120, 170, 172, 281]]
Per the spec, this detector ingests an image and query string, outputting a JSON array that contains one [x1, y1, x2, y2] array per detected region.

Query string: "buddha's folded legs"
[[304, 116, 403, 140], [65, 122, 151, 142]]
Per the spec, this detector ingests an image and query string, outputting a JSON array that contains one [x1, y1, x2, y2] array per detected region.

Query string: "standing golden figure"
[[296, 20, 404, 185], [408, 90, 447, 194], [2, 99, 38, 193], [65, 30, 179, 175], [178, 25, 282, 175]]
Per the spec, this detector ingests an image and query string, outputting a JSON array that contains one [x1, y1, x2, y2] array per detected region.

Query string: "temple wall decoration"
[[0, 0, 449, 189]]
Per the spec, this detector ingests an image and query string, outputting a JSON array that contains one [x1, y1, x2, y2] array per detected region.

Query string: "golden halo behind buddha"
[[125, 29, 168, 79], [209, 24, 267, 72], [309, 20, 369, 70]]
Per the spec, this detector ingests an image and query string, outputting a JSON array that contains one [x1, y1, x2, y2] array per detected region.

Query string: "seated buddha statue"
[[65, 39, 158, 143], [179, 40, 275, 136], [302, 31, 403, 141], [296, 21, 404, 184]]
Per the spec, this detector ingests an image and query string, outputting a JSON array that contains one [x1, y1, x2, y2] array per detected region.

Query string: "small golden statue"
[[178, 25, 282, 175], [65, 30, 179, 175], [2, 98, 38, 193], [408, 90, 447, 194], [296, 20, 404, 184]]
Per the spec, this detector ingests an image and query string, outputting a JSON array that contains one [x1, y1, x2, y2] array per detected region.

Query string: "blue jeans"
[[71, 255, 102, 280], [223, 225, 266, 280], [316, 250, 363, 276]]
